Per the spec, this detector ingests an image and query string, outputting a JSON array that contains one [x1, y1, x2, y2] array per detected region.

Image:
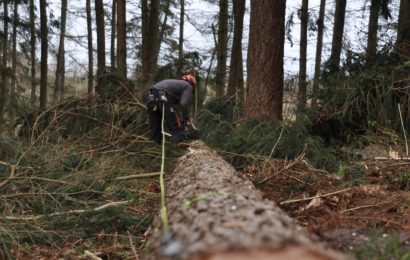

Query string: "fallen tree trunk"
[[144, 141, 347, 260]]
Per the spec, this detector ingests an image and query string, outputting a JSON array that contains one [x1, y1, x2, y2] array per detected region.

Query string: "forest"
[[0, 0, 410, 259]]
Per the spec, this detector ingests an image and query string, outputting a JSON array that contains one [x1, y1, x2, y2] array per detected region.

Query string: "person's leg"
[[147, 101, 162, 144], [163, 103, 184, 143]]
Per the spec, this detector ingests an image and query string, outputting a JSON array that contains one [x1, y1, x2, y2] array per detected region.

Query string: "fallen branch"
[[84, 250, 102, 260], [261, 150, 306, 183], [280, 188, 351, 205], [340, 202, 386, 213], [127, 231, 140, 260], [1, 201, 131, 221], [115, 172, 160, 181]]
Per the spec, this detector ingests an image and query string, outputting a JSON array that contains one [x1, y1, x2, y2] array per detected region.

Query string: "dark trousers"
[[147, 101, 183, 144]]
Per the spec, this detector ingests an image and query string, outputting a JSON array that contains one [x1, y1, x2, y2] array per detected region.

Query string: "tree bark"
[[0, 0, 9, 120], [54, 0, 68, 102], [111, 0, 116, 71], [246, 0, 285, 121], [312, 0, 326, 107], [215, 0, 228, 98], [95, 0, 106, 81], [10, 0, 18, 120], [395, 0, 410, 59], [366, 0, 381, 60], [116, 0, 126, 77], [178, 0, 184, 61], [86, 0, 94, 94], [144, 142, 345, 260], [328, 0, 347, 72], [140, 0, 160, 84], [30, 0, 37, 106], [298, 0, 309, 110], [39, 0, 48, 110], [227, 0, 245, 103]]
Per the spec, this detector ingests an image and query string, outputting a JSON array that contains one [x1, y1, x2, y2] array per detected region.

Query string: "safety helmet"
[[180, 74, 197, 88]]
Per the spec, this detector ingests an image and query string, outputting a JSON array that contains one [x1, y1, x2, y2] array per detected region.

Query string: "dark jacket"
[[151, 79, 193, 120]]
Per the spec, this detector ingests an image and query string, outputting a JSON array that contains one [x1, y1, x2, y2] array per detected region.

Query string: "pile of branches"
[[0, 96, 177, 258]]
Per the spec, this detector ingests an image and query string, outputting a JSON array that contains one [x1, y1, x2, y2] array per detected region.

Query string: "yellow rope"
[[160, 102, 169, 231]]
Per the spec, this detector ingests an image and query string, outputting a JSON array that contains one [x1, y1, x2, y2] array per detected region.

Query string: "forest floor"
[[251, 146, 410, 257]]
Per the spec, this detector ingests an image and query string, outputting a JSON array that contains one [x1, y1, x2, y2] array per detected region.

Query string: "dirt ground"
[[249, 158, 410, 253]]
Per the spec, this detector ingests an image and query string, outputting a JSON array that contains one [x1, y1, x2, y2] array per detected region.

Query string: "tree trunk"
[[246, 0, 285, 121], [95, 0, 106, 81], [0, 0, 9, 120], [39, 0, 48, 110], [215, 0, 228, 98], [111, 0, 116, 71], [54, 0, 68, 102], [395, 0, 410, 59], [178, 0, 184, 61], [227, 0, 245, 103], [312, 0, 326, 107], [10, 0, 18, 120], [30, 0, 37, 106], [144, 142, 345, 260], [86, 0, 94, 95], [366, 0, 380, 60], [328, 0, 347, 72], [140, 0, 160, 84], [298, 0, 309, 110], [116, 0, 126, 77]]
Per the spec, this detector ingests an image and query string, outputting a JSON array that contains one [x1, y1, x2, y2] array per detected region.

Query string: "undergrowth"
[[0, 96, 182, 258]]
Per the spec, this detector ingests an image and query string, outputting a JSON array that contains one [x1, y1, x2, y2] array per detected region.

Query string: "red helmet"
[[180, 74, 197, 88]]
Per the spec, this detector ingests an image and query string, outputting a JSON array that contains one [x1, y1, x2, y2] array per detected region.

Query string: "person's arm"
[[179, 86, 193, 121]]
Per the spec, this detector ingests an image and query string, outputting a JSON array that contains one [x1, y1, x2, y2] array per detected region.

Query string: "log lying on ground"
[[144, 141, 347, 260]]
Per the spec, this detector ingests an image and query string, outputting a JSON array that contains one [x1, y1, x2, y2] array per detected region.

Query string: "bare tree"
[[54, 0, 68, 102], [86, 0, 94, 94], [39, 0, 48, 110], [0, 0, 9, 120], [246, 0, 286, 120], [312, 0, 326, 106], [30, 0, 37, 106], [328, 0, 347, 72], [117, 0, 126, 77], [395, 0, 410, 58], [179, 0, 185, 61], [215, 0, 228, 97], [111, 0, 116, 71], [10, 0, 18, 119], [95, 0, 106, 80], [227, 0, 245, 106], [298, 0, 309, 110]]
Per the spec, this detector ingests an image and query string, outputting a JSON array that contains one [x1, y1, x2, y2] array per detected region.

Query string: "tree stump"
[[144, 141, 347, 260]]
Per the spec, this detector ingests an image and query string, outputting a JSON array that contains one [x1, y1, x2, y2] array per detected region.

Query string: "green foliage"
[[353, 231, 410, 260], [95, 73, 137, 101], [197, 106, 338, 170]]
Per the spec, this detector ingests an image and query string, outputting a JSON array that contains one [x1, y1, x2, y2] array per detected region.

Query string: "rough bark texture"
[[366, 0, 380, 60], [328, 0, 347, 72], [86, 0, 94, 94], [246, 0, 285, 121], [396, 0, 410, 59], [10, 0, 18, 119], [144, 142, 346, 260], [0, 0, 8, 120], [227, 0, 245, 101], [54, 0, 68, 102], [117, 0, 126, 77], [179, 0, 184, 61], [30, 0, 36, 105], [39, 0, 48, 110], [140, 0, 160, 84], [111, 0, 116, 71], [312, 0, 326, 107], [215, 0, 229, 98], [298, 0, 309, 110], [95, 0, 106, 80]]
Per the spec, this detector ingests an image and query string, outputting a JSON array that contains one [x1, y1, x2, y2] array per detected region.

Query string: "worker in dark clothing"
[[147, 74, 198, 144]]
